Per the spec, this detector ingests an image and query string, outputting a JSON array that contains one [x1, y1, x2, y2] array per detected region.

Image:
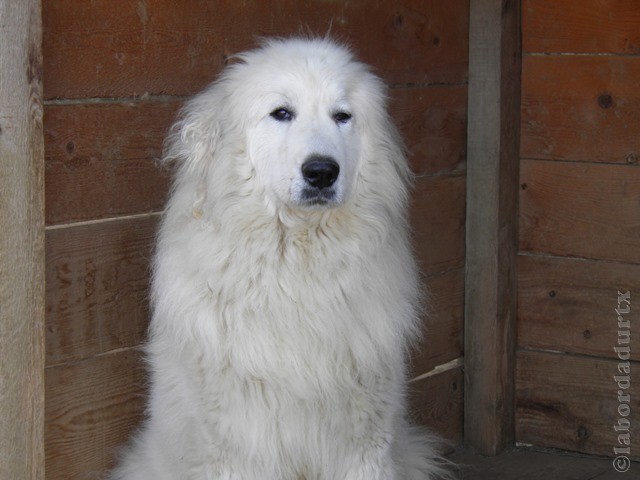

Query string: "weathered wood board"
[[43, 0, 469, 99], [518, 254, 639, 360], [516, 350, 639, 460], [519, 159, 640, 263]]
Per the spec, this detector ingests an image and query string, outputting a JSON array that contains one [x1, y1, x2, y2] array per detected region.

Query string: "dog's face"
[[247, 82, 360, 209], [224, 42, 373, 211]]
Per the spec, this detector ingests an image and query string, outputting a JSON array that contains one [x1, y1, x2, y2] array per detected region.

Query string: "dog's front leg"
[[342, 442, 398, 480], [344, 463, 397, 480]]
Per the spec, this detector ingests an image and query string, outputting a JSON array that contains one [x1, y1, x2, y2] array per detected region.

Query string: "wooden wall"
[[517, 0, 639, 458], [43, 1, 469, 477]]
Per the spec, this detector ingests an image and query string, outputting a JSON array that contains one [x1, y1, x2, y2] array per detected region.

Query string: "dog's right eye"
[[270, 108, 294, 122]]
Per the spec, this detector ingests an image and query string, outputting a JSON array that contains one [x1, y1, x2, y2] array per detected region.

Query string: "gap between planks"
[[45, 211, 164, 231], [44, 95, 188, 106], [517, 346, 640, 364], [44, 345, 144, 370], [44, 81, 469, 107], [518, 250, 640, 267], [521, 156, 640, 168], [524, 51, 640, 57], [47, 349, 466, 378], [389, 81, 469, 89]]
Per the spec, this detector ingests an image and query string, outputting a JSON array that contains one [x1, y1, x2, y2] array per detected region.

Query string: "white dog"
[[111, 37, 450, 480]]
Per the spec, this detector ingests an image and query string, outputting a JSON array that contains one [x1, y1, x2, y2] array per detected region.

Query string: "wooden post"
[[464, 0, 521, 454], [0, 1, 45, 478]]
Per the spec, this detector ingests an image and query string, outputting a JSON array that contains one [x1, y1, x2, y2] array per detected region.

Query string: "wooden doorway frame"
[[464, 0, 522, 455], [0, 1, 45, 478]]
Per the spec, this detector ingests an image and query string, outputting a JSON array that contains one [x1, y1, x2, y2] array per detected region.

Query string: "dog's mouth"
[[300, 187, 338, 208]]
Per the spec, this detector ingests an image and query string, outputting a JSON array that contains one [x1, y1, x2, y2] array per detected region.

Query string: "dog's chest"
[[202, 234, 396, 389]]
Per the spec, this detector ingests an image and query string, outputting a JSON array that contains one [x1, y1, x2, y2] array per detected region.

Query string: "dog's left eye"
[[333, 111, 352, 124], [270, 108, 294, 122]]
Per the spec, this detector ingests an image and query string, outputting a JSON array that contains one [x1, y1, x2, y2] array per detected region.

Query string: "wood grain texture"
[[519, 159, 640, 263], [518, 254, 640, 360], [520, 55, 640, 165], [45, 101, 176, 224], [46, 215, 158, 366], [464, 0, 520, 454], [390, 85, 467, 176], [516, 350, 639, 459], [523, 0, 640, 54], [411, 268, 464, 376], [409, 367, 463, 447], [410, 173, 466, 276], [43, 0, 469, 100], [45, 348, 147, 480], [0, 1, 45, 478]]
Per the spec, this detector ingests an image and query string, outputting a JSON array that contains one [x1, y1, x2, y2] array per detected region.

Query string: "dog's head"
[[238, 38, 368, 209], [165, 38, 408, 217]]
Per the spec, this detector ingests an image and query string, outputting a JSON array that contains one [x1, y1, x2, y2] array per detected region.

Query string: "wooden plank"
[[43, 0, 469, 99], [390, 85, 467, 176], [0, 2, 45, 479], [516, 350, 639, 460], [523, 0, 640, 54], [519, 159, 640, 263], [409, 367, 463, 448], [410, 268, 464, 376], [410, 174, 466, 276], [520, 56, 640, 165], [518, 255, 640, 360], [464, 0, 521, 455], [45, 101, 175, 225], [45, 348, 146, 480], [449, 449, 620, 480], [45, 215, 158, 366]]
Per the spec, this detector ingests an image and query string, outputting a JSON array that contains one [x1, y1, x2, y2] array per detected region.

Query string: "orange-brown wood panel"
[[518, 254, 640, 361], [516, 350, 639, 459], [519, 159, 640, 263], [523, 0, 640, 54], [45, 349, 146, 480], [45, 102, 176, 224], [411, 173, 466, 276], [520, 55, 640, 165], [520, 0, 640, 461], [45, 215, 158, 366], [390, 85, 467, 176], [43, 0, 469, 100], [411, 267, 464, 376], [409, 367, 463, 447]]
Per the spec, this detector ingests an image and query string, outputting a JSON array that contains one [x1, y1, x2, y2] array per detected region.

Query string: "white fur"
[[111, 37, 451, 480]]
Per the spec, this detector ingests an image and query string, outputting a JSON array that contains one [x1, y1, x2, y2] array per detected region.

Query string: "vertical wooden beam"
[[464, 0, 521, 454], [0, 1, 45, 478]]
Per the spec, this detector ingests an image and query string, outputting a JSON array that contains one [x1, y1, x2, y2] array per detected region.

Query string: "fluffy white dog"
[[111, 37, 449, 480]]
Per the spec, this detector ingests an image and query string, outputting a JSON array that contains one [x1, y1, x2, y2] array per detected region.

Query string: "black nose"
[[301, 156, 339, 189]]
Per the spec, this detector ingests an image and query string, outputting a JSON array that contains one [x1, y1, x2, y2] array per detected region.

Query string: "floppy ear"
[[162, 83, 226, 179], [353, 72, 412, 218]]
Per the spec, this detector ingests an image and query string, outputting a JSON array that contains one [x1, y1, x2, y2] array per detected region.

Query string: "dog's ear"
[[352, 72, 412, 219], [161, 84, 226, 178]]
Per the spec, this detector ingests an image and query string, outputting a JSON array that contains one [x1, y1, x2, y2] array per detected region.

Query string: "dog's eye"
[[333, 111, 352, 124], [270, 108, 294, 122]]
